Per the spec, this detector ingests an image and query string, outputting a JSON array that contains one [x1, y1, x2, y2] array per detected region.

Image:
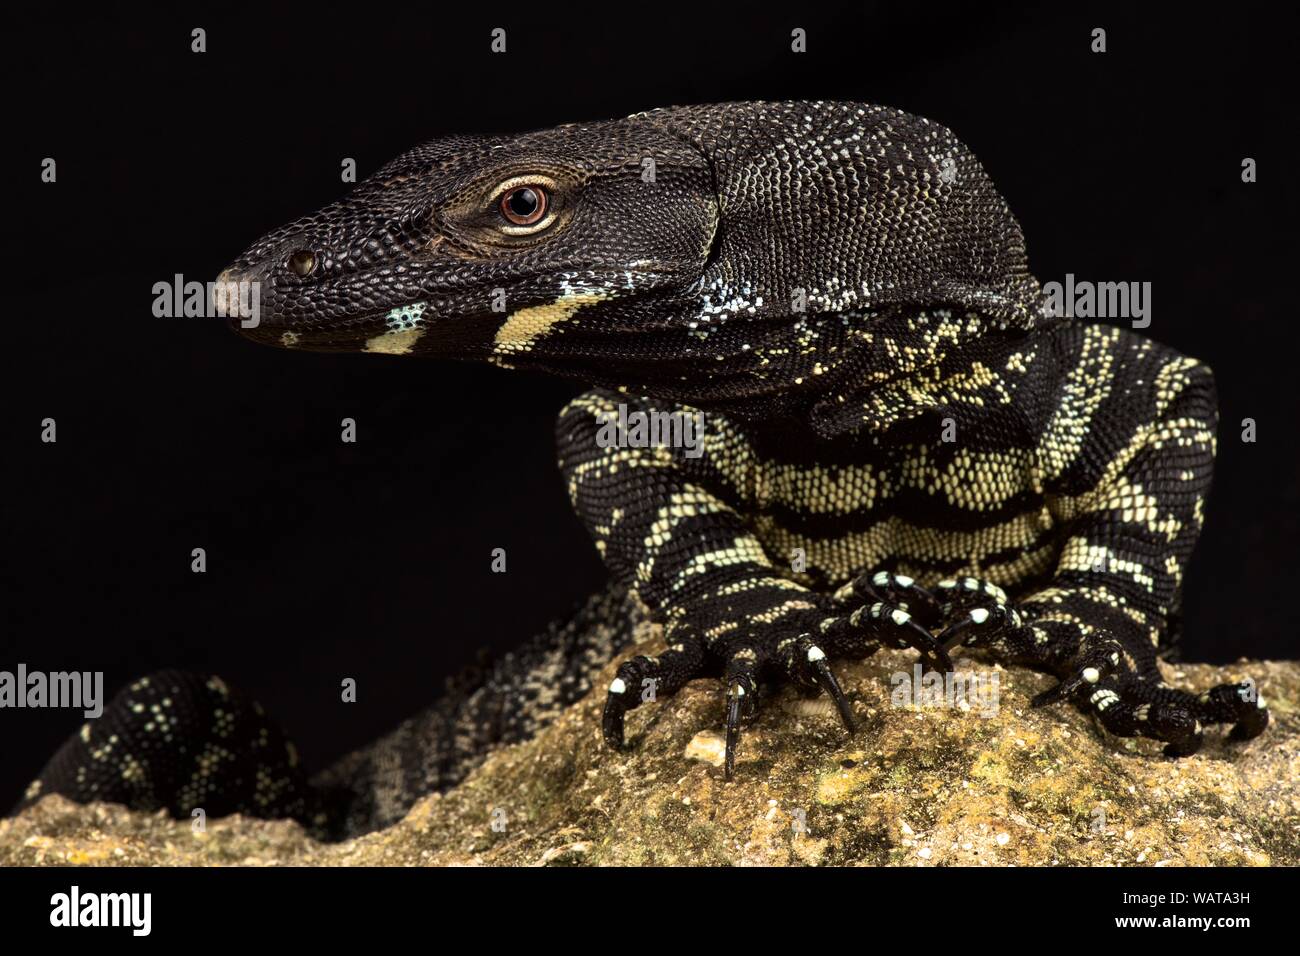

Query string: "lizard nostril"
[[286, 249, 317, 277]]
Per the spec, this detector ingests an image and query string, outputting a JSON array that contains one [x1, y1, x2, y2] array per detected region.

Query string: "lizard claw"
[[1031, 635, 1124, 708], [798, 639, 857, 735], [600, 642, 706, 750], [821, 601, 954, 673], [723, 676, 758, 781], [839, 571, 944, 628], [719, 645, 763, 781], [939, 602, 1024, 651], [899, 615, 955, 674], [602, 682, 631, 749], [1030, 679, 1077, 708], [724, 682, 744, 781]]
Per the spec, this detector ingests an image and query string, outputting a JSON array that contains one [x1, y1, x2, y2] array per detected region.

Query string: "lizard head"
[[215, 117, 719, 369], [217, 103, 1046, 422]]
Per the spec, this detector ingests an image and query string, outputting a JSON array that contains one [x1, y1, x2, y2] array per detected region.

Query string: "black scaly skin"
[[19, 102, 1268, 838], [20, 586, 647, 839]]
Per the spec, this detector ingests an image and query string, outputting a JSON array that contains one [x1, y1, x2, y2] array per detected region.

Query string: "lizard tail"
[[14, 670, 319, 831], [17, 585, 646, 841], [311, 583, 646, 838]]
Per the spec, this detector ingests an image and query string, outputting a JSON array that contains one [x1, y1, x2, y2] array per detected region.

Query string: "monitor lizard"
[[18, 102, 1268, 840]]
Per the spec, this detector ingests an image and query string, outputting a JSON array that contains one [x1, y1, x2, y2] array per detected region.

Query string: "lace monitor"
[[18, 102, 1268, 840]]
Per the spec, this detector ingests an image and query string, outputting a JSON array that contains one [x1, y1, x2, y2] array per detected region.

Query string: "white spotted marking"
[[608, 678, 627, 695], [1090, 689, 1119, 711]]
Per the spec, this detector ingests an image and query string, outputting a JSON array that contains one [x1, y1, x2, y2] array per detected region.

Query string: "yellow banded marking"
[[363, 328, 424, 355], [493, 293, 607, 355]]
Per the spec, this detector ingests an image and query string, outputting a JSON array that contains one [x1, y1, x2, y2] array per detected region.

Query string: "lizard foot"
[[911, 578, 1271, 757], [720, 627, 876, 779], [1084, 661, 1268, 757], [1046, 665, 1270, 757], [943, 610, 1270, 757], [602, 580, 954, 777], [1021, 628, 1270, 757], [602, 631, 707, 752]]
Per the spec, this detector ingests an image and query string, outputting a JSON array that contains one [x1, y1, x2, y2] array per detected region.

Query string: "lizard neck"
[[600, 305, 1059, 443]]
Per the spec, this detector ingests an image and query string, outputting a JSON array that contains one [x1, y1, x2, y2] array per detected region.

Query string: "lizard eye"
[[287, 250, 317, 277], [499, 185, 548, 226]]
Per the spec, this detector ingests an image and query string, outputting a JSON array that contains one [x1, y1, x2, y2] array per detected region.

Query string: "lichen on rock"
[[2, 635, 1296, 867]]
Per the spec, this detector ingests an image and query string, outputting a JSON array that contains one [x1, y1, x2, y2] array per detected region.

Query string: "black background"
[[4, 5, 1296, 811]]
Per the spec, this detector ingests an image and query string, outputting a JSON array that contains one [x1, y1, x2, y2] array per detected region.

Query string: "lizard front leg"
[[936, 578, 1267, 756], [930, 346, 1269, 755], [557, 390, 951, 777]]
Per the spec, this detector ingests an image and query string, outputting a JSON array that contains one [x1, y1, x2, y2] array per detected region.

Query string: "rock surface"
[[3, 631, 1297, 867]]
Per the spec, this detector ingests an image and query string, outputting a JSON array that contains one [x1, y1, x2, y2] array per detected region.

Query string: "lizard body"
[[20, 102, 1267, 838]]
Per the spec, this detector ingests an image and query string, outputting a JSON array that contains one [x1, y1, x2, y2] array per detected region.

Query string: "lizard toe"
[[602, 632, 708, 750]]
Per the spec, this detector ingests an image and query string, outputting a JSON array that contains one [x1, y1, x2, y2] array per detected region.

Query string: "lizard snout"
[[212, 264, 275, 335]]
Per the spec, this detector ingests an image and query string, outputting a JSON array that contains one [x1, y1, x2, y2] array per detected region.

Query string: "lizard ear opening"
[[806, 307, 1032, 438], [286, 250, 317, 277], [697, 193, 722, 273]]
